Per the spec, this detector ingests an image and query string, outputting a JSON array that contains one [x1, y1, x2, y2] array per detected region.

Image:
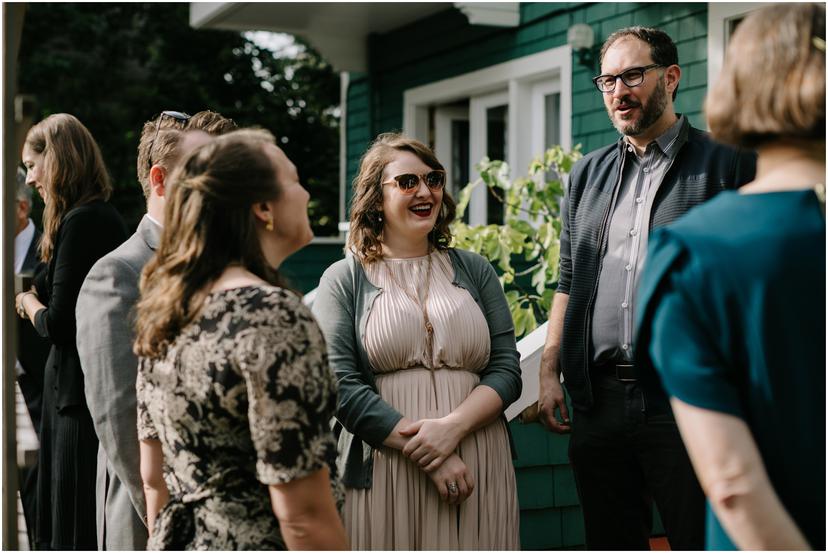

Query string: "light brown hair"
[[135, 110, 237, 198], [706, 3, 825, 148], [24, 113, 112, 262], [133, 128, 282, 359], [347, 133, 456, 263]]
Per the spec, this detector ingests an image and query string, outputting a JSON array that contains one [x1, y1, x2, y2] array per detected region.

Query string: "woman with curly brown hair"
[[16, 113, 129, 549], [132, 129, 347, 550], [313, 133, 521, 549]]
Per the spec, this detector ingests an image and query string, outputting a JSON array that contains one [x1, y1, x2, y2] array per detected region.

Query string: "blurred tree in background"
[[18, 3, 341, 235]]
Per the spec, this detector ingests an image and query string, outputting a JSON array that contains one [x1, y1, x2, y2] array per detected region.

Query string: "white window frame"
[[403, 45, 572, 225], [469, 90, 509, 224], [434, 105, 469, 197], [707, 3, 771, 98]]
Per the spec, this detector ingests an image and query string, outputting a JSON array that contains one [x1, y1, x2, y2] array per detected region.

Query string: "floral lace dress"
[[137, 285, 344, 550]]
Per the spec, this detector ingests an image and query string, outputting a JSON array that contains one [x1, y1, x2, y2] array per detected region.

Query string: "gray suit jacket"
[[77, 216, 160, 550]]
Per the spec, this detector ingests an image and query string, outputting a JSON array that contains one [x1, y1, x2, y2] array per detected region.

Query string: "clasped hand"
[[399, 416, 464, 472]]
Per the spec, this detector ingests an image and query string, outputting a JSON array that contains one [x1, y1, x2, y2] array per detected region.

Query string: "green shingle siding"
[[279, 243, 345, 293]]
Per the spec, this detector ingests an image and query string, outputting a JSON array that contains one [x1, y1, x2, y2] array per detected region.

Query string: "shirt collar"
[[622, 114, 687, 160], [14, 218, 35, 274]]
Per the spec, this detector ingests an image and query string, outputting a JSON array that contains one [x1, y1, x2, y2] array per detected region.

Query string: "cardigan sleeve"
[[312, 262, 404, 449], [556, 165, 577, 295], [471, 256, 522, 408]]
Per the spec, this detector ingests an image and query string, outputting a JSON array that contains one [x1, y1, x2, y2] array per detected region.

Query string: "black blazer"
[[32, 200, 128, 412], [17, 227, 49, 432]]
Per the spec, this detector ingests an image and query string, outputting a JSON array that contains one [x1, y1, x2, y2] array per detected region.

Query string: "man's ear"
[[665, 64, 681, 96], [149, 165, 167, 199]]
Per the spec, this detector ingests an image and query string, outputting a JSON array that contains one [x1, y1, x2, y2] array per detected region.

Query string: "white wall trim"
[[707, 3, 770, 100], [403, 45, 572, 223], [338, 71, 349, 238], [404, 44, 572, 122]]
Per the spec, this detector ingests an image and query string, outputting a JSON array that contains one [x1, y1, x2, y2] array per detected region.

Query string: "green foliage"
[[18, 3, 341, 235], [452, 145, 582, 338]]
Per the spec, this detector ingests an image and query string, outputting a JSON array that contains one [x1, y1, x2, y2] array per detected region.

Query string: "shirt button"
[[625, 264, 632, 271], [621, 344, 630, 351], [628, 146, 634, 153], [635, 197, 643, 204], [629, 229, 638, 236], [621, 302, 629, 309], [643, 167, 650, 173]]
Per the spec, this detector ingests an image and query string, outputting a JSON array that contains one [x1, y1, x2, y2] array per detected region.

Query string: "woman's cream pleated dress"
[[344, 251, 520, 550]]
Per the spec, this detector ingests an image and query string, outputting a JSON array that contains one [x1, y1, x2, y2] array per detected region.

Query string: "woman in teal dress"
[[634, 4, 825, 550]]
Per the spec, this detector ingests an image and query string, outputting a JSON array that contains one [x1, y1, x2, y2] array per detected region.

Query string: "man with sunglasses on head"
[[76, 110, 236, 550], [537, 27, 756, 549]]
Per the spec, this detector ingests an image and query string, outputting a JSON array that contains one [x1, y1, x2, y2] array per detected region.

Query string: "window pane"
[[486, 105, 507, 225], [544, 92, 560, 150], [544, 92, 561, 186]]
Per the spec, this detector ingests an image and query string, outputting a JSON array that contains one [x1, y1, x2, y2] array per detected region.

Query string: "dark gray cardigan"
[[312, 248, 522, 489], [557, 120, 757, 412]]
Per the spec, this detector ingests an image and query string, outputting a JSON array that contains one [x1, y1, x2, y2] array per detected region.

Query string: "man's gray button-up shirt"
[[591, 115, 687, 363]]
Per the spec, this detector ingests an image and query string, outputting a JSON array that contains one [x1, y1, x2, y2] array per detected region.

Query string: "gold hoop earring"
[[266, 218, 274, 232]]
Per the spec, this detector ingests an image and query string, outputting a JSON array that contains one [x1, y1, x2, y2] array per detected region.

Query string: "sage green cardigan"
[[311, 248, 522, 489]]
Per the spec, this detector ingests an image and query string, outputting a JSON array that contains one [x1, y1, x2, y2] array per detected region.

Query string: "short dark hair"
[[706, 3, 825, 149], [600, 26, 680, 100]]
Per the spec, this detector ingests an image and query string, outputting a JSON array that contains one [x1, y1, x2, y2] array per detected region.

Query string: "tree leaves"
[[18, 3, 341, 235], [450, 144, 582, 338]]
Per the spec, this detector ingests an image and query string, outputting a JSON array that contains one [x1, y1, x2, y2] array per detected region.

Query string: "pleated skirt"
[[345, 368, 520, 550], [34, 349, 98, 550]]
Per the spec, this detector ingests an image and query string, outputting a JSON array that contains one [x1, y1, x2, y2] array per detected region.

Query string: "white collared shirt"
[[14, 218, 35, 274]]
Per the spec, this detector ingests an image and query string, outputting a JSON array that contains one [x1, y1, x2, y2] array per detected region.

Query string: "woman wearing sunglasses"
[[313, 133, 521, 549], [16, 113, 129, 549]]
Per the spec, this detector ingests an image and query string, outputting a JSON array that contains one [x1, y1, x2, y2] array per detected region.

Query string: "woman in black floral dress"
[[133, 128, 347, 550]]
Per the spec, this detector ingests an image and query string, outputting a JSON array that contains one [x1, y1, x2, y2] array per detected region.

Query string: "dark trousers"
[[568, 370, 705, 550]]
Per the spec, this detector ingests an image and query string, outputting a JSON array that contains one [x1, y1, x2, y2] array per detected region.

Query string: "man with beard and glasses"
[[536, 27, 756, 549]]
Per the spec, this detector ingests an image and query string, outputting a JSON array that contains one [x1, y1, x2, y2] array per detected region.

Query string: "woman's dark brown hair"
[[706, 3, 825, 148], [133, 129, 283, 359], [347, 133, 456, 263], [24, 113, 112, 262]]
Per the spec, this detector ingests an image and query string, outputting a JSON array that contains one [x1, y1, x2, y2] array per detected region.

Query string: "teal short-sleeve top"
[[635, 189, 825, 550]]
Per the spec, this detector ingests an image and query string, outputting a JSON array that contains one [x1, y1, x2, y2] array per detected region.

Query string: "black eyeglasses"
[[592, 64, 663, 93], [146, 110, 191, 168], [382, 170, 446, 194]]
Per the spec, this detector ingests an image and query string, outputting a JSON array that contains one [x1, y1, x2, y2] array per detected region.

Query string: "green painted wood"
[[520, 508, 564, 550], [516, 466, 557, 509], [561, 506, 586, 547], [279, 243, 345, 293], [552, 465, 580, 507]]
